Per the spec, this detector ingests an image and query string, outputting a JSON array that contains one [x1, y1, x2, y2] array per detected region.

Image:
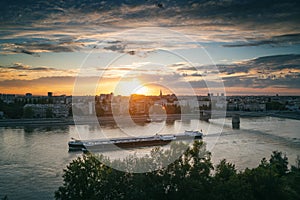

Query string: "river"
[[0, 116, 299, 199]]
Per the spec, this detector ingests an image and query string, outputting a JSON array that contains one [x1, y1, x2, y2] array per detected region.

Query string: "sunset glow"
[[0, 1, 299, 96], [113, 78, 148, 96]]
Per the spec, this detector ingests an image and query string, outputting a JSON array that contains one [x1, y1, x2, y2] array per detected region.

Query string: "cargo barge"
[[68, 130, 203, 152]]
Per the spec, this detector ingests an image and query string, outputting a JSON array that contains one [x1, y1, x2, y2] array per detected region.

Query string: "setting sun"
[[113, 78, 149, 96], [134, 85, 149, 95]]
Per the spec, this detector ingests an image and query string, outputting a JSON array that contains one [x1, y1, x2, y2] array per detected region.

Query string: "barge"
[[68, 130, 203, 152]]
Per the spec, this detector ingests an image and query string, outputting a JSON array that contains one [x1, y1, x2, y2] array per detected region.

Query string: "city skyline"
[[0, 1, 299, 96]]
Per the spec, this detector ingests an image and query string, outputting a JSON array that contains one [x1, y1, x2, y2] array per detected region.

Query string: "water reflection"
[[22, 125, 69, 133], [0, 117, 299, 199]]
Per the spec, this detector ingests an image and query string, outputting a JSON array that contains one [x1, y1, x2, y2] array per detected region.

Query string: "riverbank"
[[0, 115, 181, 127], [0, 118, 75, 127], [267, 111, 300, 120], [0, 111, 299, 127], [225, 111, 300, 120]]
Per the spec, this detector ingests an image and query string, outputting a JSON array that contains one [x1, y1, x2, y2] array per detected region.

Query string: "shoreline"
[[227, 111, 300, 120], [0, 118, 75, 127], [0, 111, 299, 127]]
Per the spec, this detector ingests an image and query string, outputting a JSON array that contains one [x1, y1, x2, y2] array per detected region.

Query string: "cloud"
[[0, 54, 299, 95], [0, 63, 78, 81], [222, 73, 300, 89], [171, 54, 300, 90], [0, 0, 299, 55], [0, 75, 106, 95], [176, 54, 300, 74], [0, 1, 299, 95], [15, 49, 39, 56], [103, 44, 126, 53], [1, 63, 64, 72], [0, 76, 74, 88], [0, 40, 83, 56], [223, 33, 300, 47]]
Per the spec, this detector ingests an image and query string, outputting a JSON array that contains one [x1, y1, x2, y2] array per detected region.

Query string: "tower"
[[159, 89, 162, 98]]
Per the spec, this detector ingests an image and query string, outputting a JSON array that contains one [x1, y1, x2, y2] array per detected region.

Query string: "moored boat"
[[68, 138, 86, 151], [68, 130, 203, 152], [183, 130, 203, 139]]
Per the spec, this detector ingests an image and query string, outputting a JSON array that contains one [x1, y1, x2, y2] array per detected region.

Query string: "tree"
[[46, 107, 53, 118], [210, 159, 254, 200], [0, 100, 24, 118], [286, 156, 300, 199], [55, 141, 212, 200], [1, 195, 8, 200], [55, 144, 300, 200], [269, 151, 288, 176], [55, 154, 127, 200], [266, 101, 285, 110], [23, 107, 34, 118], [241, 152, 291, 200], [215, 159, 236, 182]]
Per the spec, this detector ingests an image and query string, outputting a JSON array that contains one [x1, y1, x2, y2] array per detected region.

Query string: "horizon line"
[[1, 92, 300, 97]]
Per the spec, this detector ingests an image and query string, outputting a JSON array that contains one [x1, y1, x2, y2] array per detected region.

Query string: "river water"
[[0, 117, 299, 199]]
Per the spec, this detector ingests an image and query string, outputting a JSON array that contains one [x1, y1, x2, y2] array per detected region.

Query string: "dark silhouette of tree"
[[23, 107, 34, 118], [269, 151, 289, 176], [211, 160, 254, 200], [46, 107, 53, 118], [1, 195, 8, 200], [215, 159, 236, 182], [55, 143, 300, 200], [0, 100, 24, 118]]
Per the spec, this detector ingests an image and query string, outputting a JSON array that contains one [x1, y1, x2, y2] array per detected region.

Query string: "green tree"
[[215, 159, 236, 182], [269, 151, 289, 176], [210, 159, 254, 200], [23, 107, 34, 118], [0, 100, 24, 118], [241, 152, 291, 200], [55, 144, 300, 200], [55, 154, 127, 200], [55, 141, 212, 200], [285, 156, 300, 199], [266, 101, 285, 110], [46, 107, 53, 118], [1, 195, 8, 200]]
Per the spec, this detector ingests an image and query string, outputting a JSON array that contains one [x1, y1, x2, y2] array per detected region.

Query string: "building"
[[111, 96, 130, 115], [0, 94, 16, 104], [24, 104, 68, 118], [245, 103, 266, 111], [129, 94, 149, 115]]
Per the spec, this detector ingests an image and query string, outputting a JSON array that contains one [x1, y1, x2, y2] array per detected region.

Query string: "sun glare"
[[135, 85, 149, 95], [114, 78, 149, 96]]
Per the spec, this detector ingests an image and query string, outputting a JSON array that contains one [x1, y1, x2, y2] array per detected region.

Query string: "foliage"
[[0, 100, 24, 119], [266, 101, 285, 110], [23, 106, 34, 118], [55, 142, 300, 200], [46, 107, 53, 118], [1, 195, 8, 200]]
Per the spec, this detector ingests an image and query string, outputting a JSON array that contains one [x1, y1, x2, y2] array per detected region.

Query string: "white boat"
[[183, 130, 203, 138]]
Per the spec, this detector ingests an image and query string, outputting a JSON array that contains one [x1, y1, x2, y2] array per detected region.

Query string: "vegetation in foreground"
[[55, 141, 300, 200]]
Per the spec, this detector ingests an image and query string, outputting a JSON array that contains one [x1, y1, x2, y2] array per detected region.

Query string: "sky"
[[0, 0, 299, 96]]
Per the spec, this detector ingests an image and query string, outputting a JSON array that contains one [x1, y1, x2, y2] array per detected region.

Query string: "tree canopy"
[[55, 141, 300, 200]]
